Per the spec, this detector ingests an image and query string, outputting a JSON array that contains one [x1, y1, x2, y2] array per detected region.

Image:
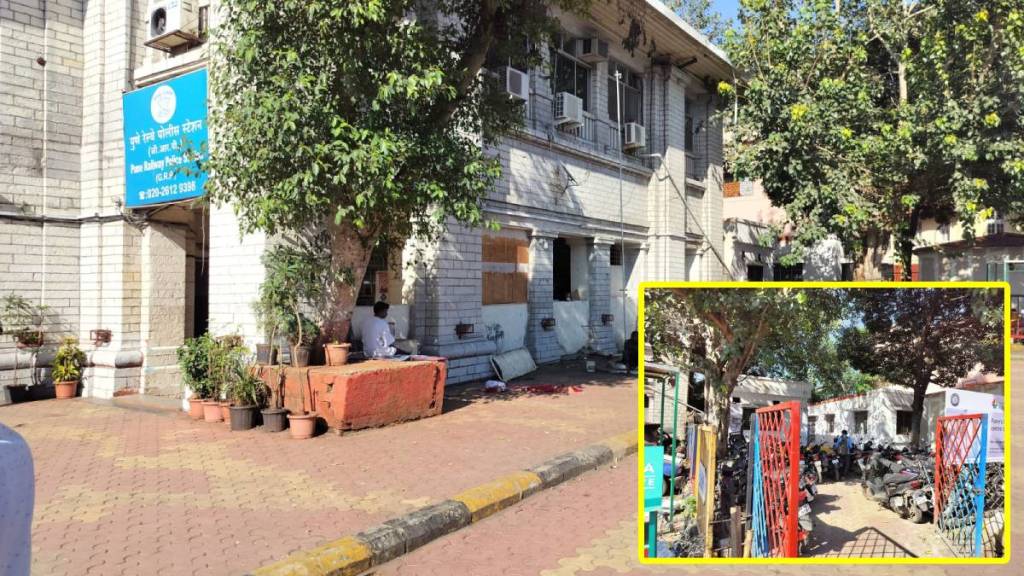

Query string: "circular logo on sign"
[[150, 85, 176, 124], [950, 393, 960, 407]]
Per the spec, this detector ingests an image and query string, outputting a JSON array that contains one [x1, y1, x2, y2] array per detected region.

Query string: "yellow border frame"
[[636, 281, 1012, 565]]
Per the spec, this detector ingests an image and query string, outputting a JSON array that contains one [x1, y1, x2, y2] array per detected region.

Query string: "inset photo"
[[639, 285, 1009, 563]]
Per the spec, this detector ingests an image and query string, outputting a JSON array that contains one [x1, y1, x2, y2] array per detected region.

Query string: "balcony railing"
[[685, 152, 706, 183]]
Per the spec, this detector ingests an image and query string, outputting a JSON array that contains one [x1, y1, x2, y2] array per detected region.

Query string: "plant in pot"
[[51, 337, 86, 399], [252, 296, 282, 366], [261, 369, 289, 433], [1, 293, 50, 402], [227, 363, 269, 431], [176, 333, 215, 419], [285, 313, 319, 368], [324, 338, 351, 366], [286, 370, 318, 440]]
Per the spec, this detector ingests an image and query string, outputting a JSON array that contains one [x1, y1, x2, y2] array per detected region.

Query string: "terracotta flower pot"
[[188, 397, 205, 419], [291, 345, 312, 368], [54, 381, 77, 399], [324, 343, 351, 366], [261, 408, 289, 432], [287, 413, 317, 439], [202, 400, 222, 423], [219, 401, 232, 423]]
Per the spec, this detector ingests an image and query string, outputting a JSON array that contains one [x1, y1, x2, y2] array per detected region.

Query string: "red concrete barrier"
[[259, 357, 447, 431]]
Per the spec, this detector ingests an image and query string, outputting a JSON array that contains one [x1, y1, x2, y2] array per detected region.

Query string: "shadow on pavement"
[[808, 520, 919, 558], [443, 363, 634, 413]]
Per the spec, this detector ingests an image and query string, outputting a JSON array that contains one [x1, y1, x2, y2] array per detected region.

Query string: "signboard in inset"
[[942, 389, 1004, 463], [643, 445, 663, 513], [123, 68, 208, 207]]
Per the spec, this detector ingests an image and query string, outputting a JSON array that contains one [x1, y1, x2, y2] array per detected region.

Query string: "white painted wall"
[[552, 300, 588, 355], [481, 303, 528, 353], [807, 385, 943, 446]]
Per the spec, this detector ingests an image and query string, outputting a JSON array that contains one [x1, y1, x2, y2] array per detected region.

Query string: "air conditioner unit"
[[575, 37, 609, 63], [554, 92, 584, 127], [624, 122, 646, 150], [145, 0, 200, 52], [502, 67, 529, 100]]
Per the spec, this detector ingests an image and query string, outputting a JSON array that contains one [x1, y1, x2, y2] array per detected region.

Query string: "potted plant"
[[203, 335, 246, 423], [260, 369, 289, 432], [286, 313, 319, 368], [51, 337, 86, 399], [286, 370, 317, 439], [176, 333, 214, 419], [227, 363, 269, 431], [253, 297, 282, 366], [0, 293, 49, 349]]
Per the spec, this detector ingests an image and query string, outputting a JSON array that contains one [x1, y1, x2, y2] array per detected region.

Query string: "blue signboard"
[[643, 445, 664, 513], [123, 68, 208, 207]]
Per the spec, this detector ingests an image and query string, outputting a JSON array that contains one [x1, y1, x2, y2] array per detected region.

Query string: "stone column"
[[525, 231, 561, 363], [586, 238, 616, 355], [139, 222, 188, 397]]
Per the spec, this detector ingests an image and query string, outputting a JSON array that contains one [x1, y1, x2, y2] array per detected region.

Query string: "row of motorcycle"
[[804, 439, 935, 524]]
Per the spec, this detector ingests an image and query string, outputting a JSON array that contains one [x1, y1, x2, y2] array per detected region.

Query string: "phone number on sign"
[[138, 180, 198, 201]]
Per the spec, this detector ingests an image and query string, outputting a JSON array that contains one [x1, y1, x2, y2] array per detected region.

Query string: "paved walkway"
[[0, 365, 635, 575], [372, 351, 1024, 576]]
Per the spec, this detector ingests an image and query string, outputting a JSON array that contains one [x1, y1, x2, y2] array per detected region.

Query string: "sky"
[[714, 0, 741, 26]]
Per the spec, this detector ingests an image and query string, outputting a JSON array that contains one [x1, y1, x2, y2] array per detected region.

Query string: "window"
[[825, 414, 835, 434], [986, 261, 1005, 281], [610, 243, 622, 266], [742, 407, 756, 431], [896, 410, 913, 435], [551, 33, 590, 111], [987, 211, 1005, 235], [356, 244, 390, 306], [732, 397, 741, 403], [607, 61, 643, 124], [773, 263, 804, 281], [854, 411, 868, 436], [747, 264, 764, 281], [684, 98, 695, 152], [808, 416, 818, 433]]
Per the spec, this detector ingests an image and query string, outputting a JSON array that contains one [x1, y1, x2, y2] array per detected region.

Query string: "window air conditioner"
[[145, 0, 201, 52], [624, 122, 646, 150], [576, 38, 609, 63], [503, 67, 529, 100], [554, 92, 584, 127]]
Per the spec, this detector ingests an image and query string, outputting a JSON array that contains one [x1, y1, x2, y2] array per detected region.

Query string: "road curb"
[[248, 429, 638, 576]]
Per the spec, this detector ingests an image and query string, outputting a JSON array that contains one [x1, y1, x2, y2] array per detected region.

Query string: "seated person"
[[361, 301, 397, 358]]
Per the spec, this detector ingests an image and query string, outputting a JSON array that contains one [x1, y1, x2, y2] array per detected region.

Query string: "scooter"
[[797, 489, 814, 555], [862, 454, 928, 522]]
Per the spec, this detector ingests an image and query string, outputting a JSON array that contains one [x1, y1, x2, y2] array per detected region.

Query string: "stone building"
[[0, 0, 732, 403]]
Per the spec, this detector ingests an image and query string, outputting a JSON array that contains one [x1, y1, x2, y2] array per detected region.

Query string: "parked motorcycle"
[[861, 453, 930, 523]]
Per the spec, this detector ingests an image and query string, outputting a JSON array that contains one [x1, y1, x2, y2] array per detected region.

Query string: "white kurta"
[[0, 422, 34, 576], [360, 316, 395, 358]]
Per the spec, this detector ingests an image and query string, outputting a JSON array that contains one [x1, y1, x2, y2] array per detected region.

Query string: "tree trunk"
[[322, 222, 374, 342], [855, 229, 887, 280], [909, 377, 928, 448]]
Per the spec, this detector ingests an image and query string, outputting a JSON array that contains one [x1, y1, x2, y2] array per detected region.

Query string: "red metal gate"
[[935, 413, 989, 557], [750, 401, 801, 557]]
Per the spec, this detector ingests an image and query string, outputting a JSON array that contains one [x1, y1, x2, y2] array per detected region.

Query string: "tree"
[[838, 288, 1003, 446], [664, 0, 731, 45], [721, 1, 1024, 279], [204, 0, 587, 339], [645, 288, 844, 455]]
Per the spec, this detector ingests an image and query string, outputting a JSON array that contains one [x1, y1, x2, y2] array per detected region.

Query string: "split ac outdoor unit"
[[503, 67, 529, 100], [624, 122, 646, 150], [575, 37, 609, 63], [554, 92, 584, 127], [145, 0, 200, 52]]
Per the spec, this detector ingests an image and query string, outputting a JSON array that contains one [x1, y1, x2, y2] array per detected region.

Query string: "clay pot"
[[219, 401, 232, 423], [229, 405, 258, 431], [291, 345, 312, 368], [54, 381, 77, 399], [287, 413, 317, 439], [188, 397, 205, 419], [202, 400, 222, 423], [261, 408, 289, 432], [324, 343, 351, 366]]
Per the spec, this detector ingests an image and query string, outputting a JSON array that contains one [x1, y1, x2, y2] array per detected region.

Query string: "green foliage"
[[260, 240, 333, 345], [51, 337, 85, 383], [724, 0, 1024, 273], [0, 293, 50, 346], [176, 333, 215, 399], [208, 335, 249, 399], [227, 364, 269, 408]]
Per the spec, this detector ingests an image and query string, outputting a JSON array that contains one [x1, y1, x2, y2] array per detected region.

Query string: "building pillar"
[[586, 238, 616, 355], [525, 231, 562, 363], [139, 222, 188, 397]]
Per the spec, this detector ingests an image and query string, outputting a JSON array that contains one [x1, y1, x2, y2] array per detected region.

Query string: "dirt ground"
[[806, 478, 950, 558]]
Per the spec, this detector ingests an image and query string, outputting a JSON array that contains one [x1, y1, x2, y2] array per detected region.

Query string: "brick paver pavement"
[[374, 351, 1023, 576], [0, 365, 635, 575]]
